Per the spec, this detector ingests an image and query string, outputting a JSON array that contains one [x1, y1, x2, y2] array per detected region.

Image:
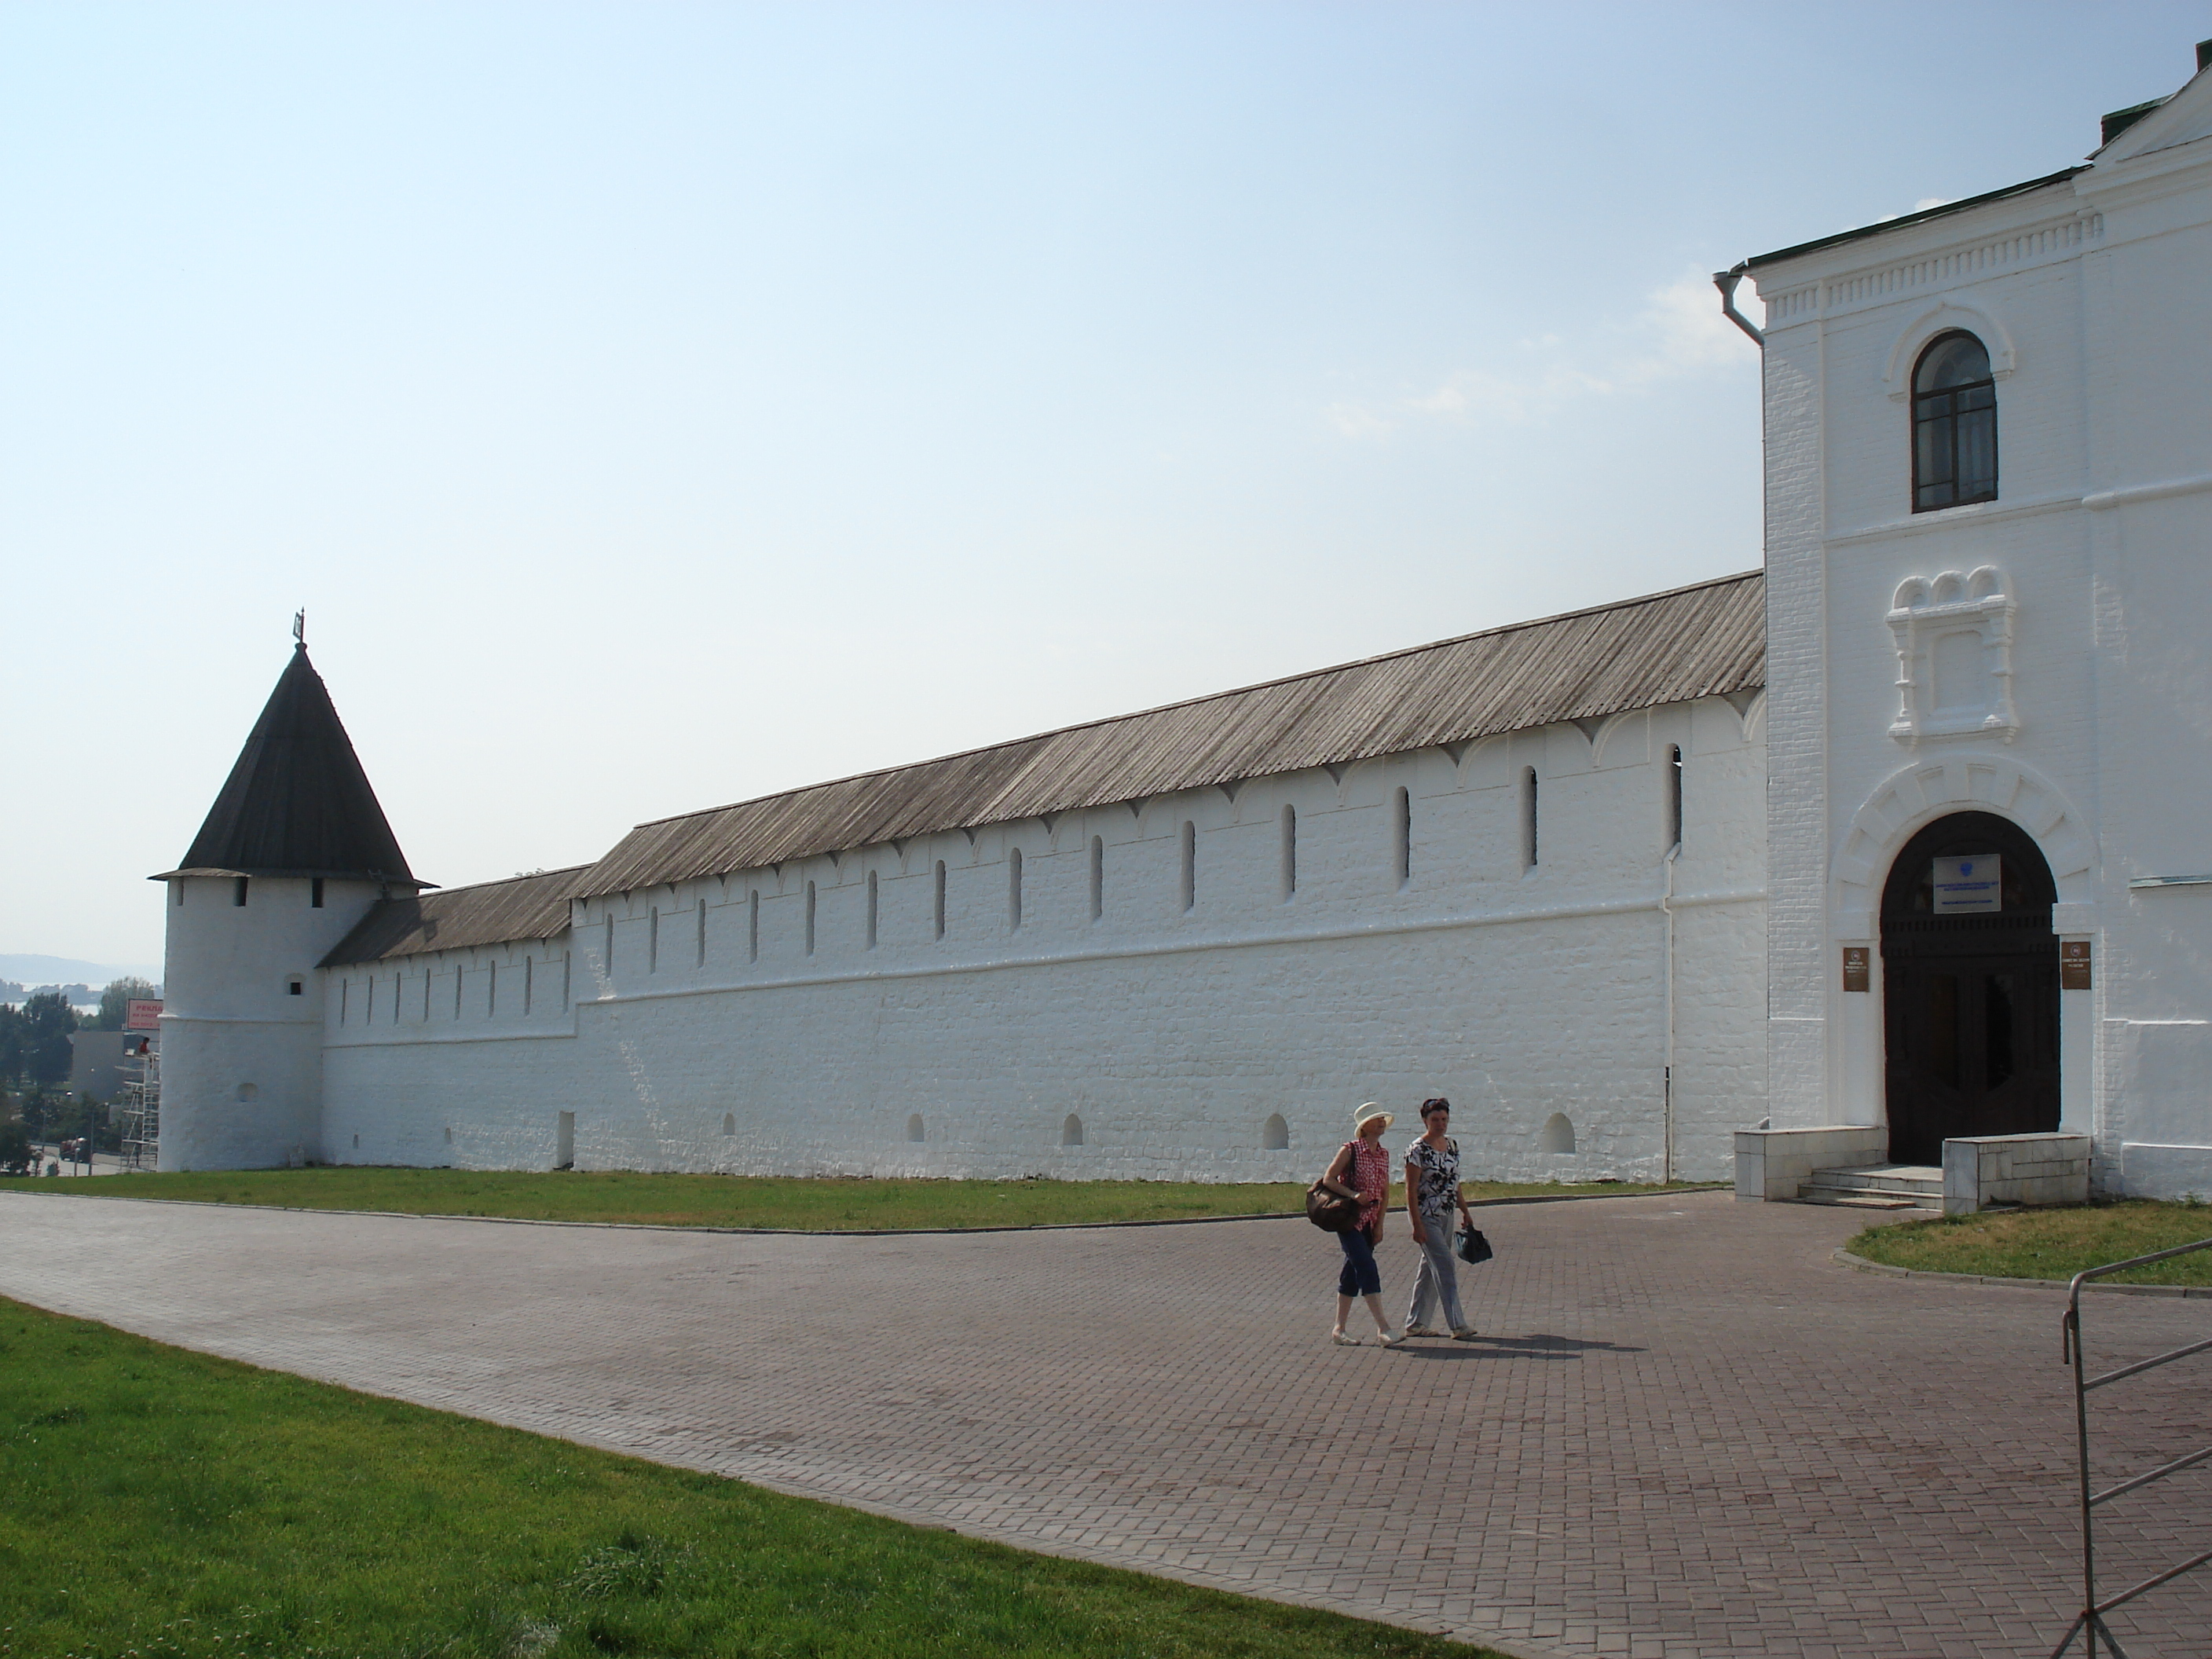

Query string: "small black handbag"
[[1455, 1225, 1493, 1265]]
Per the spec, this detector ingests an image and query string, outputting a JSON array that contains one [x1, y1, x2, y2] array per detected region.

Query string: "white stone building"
[[1736, 42, 2212, 1206], [158, 48, 2212, 1200]]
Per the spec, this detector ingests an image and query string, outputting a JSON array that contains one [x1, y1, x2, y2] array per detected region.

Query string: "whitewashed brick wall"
[[317, 699, 1766, 1183], [1752, 98, 2212, 1197]]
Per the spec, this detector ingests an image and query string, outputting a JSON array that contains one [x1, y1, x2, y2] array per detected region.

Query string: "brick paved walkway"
[[0, 1188, 2204, 1657]]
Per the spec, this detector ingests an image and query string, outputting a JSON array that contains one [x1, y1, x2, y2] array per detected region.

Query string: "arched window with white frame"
[[1912, 331, 1997, 511]]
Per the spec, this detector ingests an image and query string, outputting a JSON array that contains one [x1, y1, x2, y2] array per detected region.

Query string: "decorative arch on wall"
[[1061, 1113, 1085, 1147], [906, 1113, 925, 1144], [1540, 1112, 1577, 1155], [1829, 753, 2097, 939], [1262, 1112, 1290, 1151], [1586, 709, 1649, 770], [1883, 299, 2017, 398]]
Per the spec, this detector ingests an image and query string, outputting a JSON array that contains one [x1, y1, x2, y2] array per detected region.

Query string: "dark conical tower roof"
[[167, 644, 416, 884]]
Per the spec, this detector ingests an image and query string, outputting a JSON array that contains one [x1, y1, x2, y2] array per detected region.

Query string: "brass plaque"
[[2061, 939, 2093, 991], [1842, 946, 1870, 992]]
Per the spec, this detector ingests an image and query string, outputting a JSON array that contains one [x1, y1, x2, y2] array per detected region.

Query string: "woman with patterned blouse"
[[1403, 1097, 1479, 1339], [1317, 1103, 1404, 1347]]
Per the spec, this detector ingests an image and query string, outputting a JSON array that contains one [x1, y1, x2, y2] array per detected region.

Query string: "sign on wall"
[[124, 999, 163, 1032], [2061, 940, 2093, 990], [1932, 855, 2002, 914], [1842, 947, 1870, 991]]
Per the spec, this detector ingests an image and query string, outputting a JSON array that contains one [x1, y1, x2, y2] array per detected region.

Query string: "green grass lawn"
[[1849, 1199, 2212, 1287], [43, 1166, 1717, 1231], [0, 1297, 1496, 1659]]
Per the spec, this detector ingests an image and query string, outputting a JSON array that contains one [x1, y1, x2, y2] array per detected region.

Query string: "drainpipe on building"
[[1660, 842, 1681, 1184], [1712, 263, 1764, 346]]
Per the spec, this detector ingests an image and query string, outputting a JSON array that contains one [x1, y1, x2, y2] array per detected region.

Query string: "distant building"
[[67, 1031, 154, 1101]]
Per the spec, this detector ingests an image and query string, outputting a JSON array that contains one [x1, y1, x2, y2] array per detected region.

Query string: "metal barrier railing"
[[2051, 1235, 2212, 1657]]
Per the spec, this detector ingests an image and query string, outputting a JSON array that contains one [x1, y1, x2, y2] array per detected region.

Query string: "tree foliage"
[[15, 992, 78, 1086]]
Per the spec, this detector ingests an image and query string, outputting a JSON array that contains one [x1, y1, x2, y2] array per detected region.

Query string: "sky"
[[6, 2, 2210, 972]]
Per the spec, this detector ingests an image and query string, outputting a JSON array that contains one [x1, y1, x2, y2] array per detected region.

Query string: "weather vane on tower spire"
[[293, 609, 306, 650]]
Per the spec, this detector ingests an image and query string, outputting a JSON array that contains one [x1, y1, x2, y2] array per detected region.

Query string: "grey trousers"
[[1407, 1217, 1467, 1332]]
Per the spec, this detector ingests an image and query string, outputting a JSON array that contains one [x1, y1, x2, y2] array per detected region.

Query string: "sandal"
[[1331, 1330, 1362, 1346], [1404, 1324, 1444, 1338], [1450, 1327, 1480, 1341], [1376, 1330, 1406, 1347]]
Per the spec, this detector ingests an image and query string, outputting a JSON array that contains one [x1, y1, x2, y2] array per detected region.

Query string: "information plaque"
[[1841, 947, 1870, 992], [2061, 940, 2093, 990], [1932, 854, 2003, 914]]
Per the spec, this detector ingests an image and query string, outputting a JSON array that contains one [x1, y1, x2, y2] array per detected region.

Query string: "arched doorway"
[[1881, 811, 2060, 1165]]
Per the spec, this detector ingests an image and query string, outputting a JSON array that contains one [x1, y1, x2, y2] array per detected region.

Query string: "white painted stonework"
[[1753, 60, 2212, 1199], [158, 60, 2212, 1197], [309, 705, 1764, 1183]]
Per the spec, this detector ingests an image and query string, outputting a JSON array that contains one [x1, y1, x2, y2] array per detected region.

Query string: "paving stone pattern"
[[0, 1189, 2205, 1658]]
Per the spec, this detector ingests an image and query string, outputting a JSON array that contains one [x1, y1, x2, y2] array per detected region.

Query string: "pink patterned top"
[[1339, 1137, 1391, 1231]]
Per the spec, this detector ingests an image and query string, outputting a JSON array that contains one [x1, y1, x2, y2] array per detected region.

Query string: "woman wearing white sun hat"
[[1316, 1103, 1404, 1347]]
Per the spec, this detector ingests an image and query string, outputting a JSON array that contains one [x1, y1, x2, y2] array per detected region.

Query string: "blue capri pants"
[[1335, 1225, 1382, 1297]]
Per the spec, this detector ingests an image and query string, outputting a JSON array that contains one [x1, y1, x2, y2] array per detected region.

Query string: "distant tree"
[[17, 992, 77, 1087], [90, 978, 159, 1032], [0, 1121, 29, 1177], [0, 1004, 21, 1084]]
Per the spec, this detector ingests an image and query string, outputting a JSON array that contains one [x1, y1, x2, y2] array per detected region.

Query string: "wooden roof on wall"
[[325, 569, 1764, 965]]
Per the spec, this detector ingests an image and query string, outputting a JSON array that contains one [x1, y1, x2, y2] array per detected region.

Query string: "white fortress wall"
[[320, 695, 1766, 1181]]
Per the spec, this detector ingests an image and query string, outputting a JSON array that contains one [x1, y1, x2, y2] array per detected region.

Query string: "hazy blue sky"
[[7, 2, 2209, 969]]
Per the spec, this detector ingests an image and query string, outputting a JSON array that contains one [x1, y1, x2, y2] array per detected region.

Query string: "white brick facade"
[[1752, 64, 2212, 1198], [310, 702, 1765, 1182]]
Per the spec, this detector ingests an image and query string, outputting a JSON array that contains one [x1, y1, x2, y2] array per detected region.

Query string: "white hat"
[[1353, 1101, 1393, 1134]]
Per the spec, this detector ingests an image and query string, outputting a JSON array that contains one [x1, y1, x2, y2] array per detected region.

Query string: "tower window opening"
[[1280, 805, 1297, 901], [1008, 847, 1024, 932], [451, 964, 460, 1018], [1521, 767, 1540, 870], [340, 980, 350, 1024], [695, 898, 707, 968], [1666, 745, 1684, 851], [934, 860, 947, 940], [523, 954, 533, 1015], [1912, 331, 1998, 511], [233, 877, 249, 907], [176, 881, 185, 907], [1088, 836, 1104, 922], [748, 889, 760, 962], [311, 877, 324, 908], [805, 881, 817, 955], [1392, 786, 1412, 888], [1179, 821, 1196, 913], [866, 870, 880, 949], [287, 979, 302, 996], [488, 961, 497, 1016], [648, 906, 659, 974], [603, 915, 614, 978], [562, 950, 572, 1010]]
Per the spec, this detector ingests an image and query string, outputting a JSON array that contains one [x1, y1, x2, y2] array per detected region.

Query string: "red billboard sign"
[[124, 998, 164, 1032]]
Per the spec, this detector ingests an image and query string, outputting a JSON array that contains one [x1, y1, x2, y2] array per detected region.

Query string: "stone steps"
[[1796, 1163, 1943, 1210]]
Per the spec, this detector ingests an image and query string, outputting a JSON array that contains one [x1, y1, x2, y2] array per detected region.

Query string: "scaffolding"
[[116, 1042, 159, 1170]]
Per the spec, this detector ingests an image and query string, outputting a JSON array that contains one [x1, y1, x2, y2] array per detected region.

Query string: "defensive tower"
[[153, 621, 420, 1170]]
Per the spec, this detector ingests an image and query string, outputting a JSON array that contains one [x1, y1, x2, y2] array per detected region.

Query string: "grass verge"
[[42, 1166, 1717, 1231], [1848, 1199, 2212, 1287], [0, 1295, 1500, 1659]]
